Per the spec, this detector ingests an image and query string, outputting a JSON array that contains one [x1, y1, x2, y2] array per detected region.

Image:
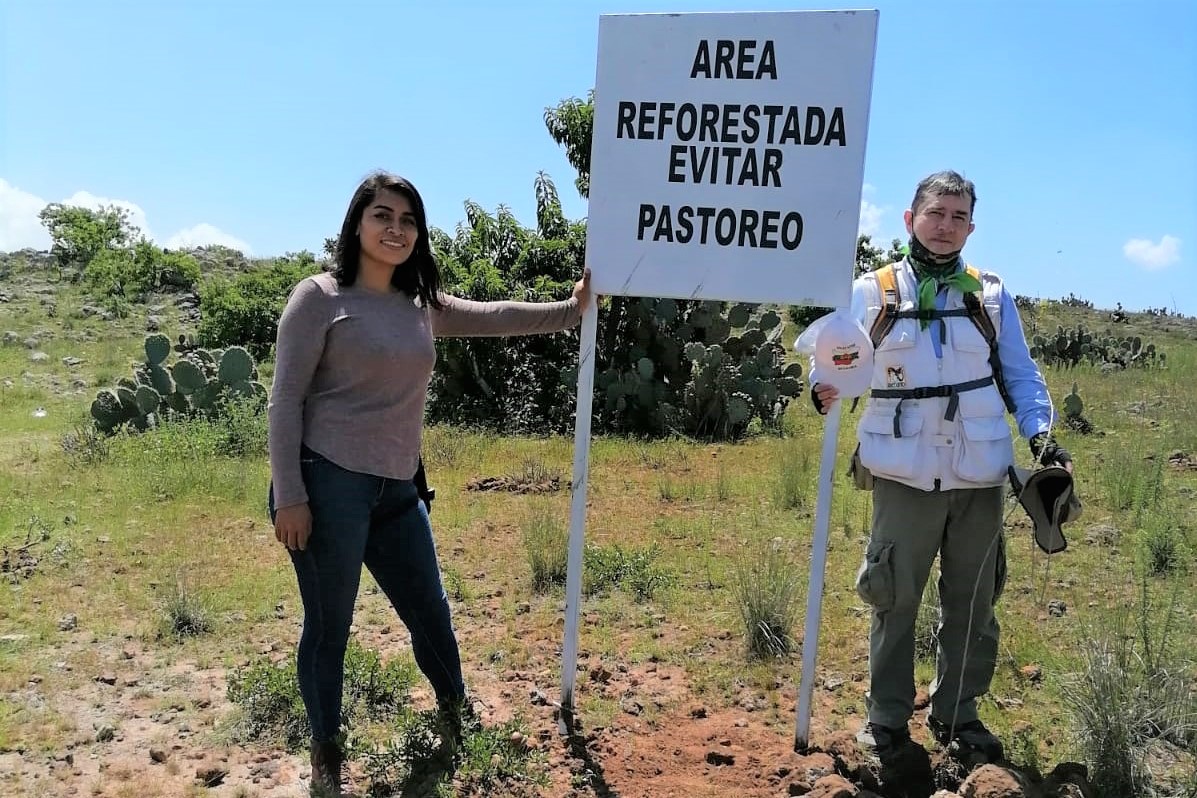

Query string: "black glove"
[[1030, 433, 1072, 468], [414, 457, 436, 514], [810, 384, 827, 415]]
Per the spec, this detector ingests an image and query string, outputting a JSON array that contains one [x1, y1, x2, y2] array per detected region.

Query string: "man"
[[809, 171, 1072, 764]]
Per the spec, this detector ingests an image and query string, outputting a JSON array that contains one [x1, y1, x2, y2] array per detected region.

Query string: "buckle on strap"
[[870, 375, 996, 434]]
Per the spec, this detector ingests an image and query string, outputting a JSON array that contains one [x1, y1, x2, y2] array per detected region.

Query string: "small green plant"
[[226, 640, 417, 751], [734, 537, 802, 658], [156, 575, 212, 641], [523, 503, 568, 593], [60, 419, 112, 466], [773, 440, 812, 510], [1008, 724, 1044, 779], [1060, 578, 1197, 797], [1140, 517, 1186, 577], [583, 544, 673, 600], [356, 712, 544, 798]]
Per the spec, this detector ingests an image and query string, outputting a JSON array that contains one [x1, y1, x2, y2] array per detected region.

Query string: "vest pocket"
[[856, 539, 896, 612], [949, 315, 990, 352], [952, 415, 1013, 483], [858, 409, 923, 480]]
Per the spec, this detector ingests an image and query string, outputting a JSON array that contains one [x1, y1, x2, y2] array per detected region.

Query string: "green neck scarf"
[[903, 247, 981, 329]]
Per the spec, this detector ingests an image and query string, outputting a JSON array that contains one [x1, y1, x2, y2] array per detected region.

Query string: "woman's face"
[[358, 189, 420, 267]]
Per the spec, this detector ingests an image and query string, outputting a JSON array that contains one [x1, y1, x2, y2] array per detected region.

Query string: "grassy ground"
[[1, 264, 1195, 796]]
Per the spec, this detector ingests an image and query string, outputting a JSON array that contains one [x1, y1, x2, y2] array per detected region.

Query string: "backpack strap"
[[961, 263, 1017, 414], [867, 264, 901, 349]]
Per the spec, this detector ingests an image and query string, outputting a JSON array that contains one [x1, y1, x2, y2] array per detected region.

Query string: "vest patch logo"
[[886, 365, 906, 388]]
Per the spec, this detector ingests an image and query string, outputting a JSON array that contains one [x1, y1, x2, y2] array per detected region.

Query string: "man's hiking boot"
[[928, 716, 1004, 762], [856, 722, 912, 763], [309, 738, 343, 797]]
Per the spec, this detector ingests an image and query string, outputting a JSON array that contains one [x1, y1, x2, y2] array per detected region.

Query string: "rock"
[[57, 614, 78, 631], [914, 688, 931, 709], [149, 748, 168, 763], [959, 764, 1033, 797], [196, 765, 228, 787], [788, 782, 812, 796], [29, 351, 49, 363], [529, 687, 549, 706], [2, 332, 19, 345], [808, 774, 858, 797], [146, 315, 163, 332], [1042, 762, 1094, 798], [690, 705, 708, 719], [932, 792, 964, 798], [1084, 524, 1119, 546], [62, 356, 84, 367], [95, 725, 116, 742], [1019, 664, 1043, 683], [23, 337, 38, 349], [705, 750, 735, 767], [819, 731, 873, 783], [94, 674, 117, 685], [620, 697, 644, 716], [1047, 600, 1067, 617]]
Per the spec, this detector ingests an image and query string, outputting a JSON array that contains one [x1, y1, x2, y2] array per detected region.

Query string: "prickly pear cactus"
[[1063, 382, 1083, 418], [144, 333, 171, 366], [218, 346, 254, 384], [89, 331, 267, 436]]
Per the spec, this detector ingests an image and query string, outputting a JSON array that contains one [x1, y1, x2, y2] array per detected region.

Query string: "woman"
[[267, 170, 590, 795]]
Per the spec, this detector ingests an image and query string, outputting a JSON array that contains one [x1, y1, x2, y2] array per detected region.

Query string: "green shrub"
[[198, 252, 320, 359], [584, 543, 673, 600]]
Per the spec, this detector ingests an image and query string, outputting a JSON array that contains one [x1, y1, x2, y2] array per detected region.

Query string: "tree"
[[543, 91, 594, 198], [856, 233, 904, 277], [37, 203, 137, 270], [427, 173, 584, 434]]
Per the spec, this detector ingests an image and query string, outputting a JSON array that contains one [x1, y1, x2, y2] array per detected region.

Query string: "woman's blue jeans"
[[269, 446, 465, 742]]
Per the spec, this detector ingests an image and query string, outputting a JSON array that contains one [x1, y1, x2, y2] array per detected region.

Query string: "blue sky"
[[2, 0, 1193, 314]]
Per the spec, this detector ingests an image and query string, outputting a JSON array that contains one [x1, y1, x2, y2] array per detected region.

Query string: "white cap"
[[794, 310, 874, 399]]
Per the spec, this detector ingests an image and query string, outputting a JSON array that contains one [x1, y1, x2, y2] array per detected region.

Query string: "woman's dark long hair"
[[332, 170, 443, 309]]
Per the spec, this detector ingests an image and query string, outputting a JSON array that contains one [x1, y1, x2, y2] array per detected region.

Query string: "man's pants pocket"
[[856, 539, 896, 612]]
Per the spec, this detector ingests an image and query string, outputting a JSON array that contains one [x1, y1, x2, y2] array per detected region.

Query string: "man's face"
[[904, 192, 975, 255]]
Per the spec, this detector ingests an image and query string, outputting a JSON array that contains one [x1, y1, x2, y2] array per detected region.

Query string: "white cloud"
[[858, 183, 886, 238], [0, 178, 253, 255], [1123, 235, 1181, 271], [0, 179, 52, 251], [165, 223, 252, 254]]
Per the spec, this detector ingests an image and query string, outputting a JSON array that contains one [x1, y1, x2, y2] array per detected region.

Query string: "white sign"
[[586, 10, 878, 307]]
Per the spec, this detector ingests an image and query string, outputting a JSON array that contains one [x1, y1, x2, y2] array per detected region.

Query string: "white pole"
[[794, 397, 844, 750], [559, 296, 599, 732]]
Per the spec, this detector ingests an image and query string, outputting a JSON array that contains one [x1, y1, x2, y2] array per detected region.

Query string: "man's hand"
[[810, 383, 839, 415], [1030, 432, 1073, 473], [274, 503, 313, 551]]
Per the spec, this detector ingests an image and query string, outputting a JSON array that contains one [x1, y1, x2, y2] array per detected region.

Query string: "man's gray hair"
[[911, 170, 977, 215]]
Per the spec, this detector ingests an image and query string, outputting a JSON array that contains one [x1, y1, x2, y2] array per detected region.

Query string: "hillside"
[[0, 251, 1194, 798]]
